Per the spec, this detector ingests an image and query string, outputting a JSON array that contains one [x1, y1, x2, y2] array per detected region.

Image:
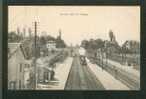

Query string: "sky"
[[8, 6, 140, 46]]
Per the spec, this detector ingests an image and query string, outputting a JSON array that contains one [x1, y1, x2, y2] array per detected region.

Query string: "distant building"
[[46, 40, 56, 51]]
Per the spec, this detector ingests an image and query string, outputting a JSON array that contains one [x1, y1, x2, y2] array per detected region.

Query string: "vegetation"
[[8, 32, 23, 42], [80, 30, 140, 67]]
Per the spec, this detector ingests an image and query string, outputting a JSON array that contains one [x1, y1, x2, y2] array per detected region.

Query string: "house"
[[46, 40, 56, 52], [8, 40, 33, 90]]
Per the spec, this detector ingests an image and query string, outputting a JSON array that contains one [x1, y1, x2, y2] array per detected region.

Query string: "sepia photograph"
[[8, 6, 140, 90]]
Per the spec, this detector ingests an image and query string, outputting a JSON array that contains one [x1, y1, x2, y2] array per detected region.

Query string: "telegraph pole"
[[34, 21, 38, 89]]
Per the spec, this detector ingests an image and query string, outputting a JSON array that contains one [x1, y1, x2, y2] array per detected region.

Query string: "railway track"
[[65, 56, 104, 90], [90, 57, 140, 90]]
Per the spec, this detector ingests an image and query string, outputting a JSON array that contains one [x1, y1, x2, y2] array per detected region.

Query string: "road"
[[65, 50, 104, 90]]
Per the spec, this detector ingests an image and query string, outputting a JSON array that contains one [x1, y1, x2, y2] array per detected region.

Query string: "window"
[[19, 63, 23, 72]]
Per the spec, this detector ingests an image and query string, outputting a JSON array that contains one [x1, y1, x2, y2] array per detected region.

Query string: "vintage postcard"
[[8, 6, 140, 90]]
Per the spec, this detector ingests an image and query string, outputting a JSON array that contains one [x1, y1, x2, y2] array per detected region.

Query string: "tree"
[[46, 35, 55, 41], [94, 39, 104, 49], [40, 36, 46, 45], [81, 38, 104, 50], [56, 39, 66, 48], [88, 39, 95, 49], [8, 31, 21, 42], [109, 30, 114, 42], [81, 40, 89, 49]]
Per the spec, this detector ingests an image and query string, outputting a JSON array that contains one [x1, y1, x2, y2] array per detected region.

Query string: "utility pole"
[[34, 21, 38, 90]]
